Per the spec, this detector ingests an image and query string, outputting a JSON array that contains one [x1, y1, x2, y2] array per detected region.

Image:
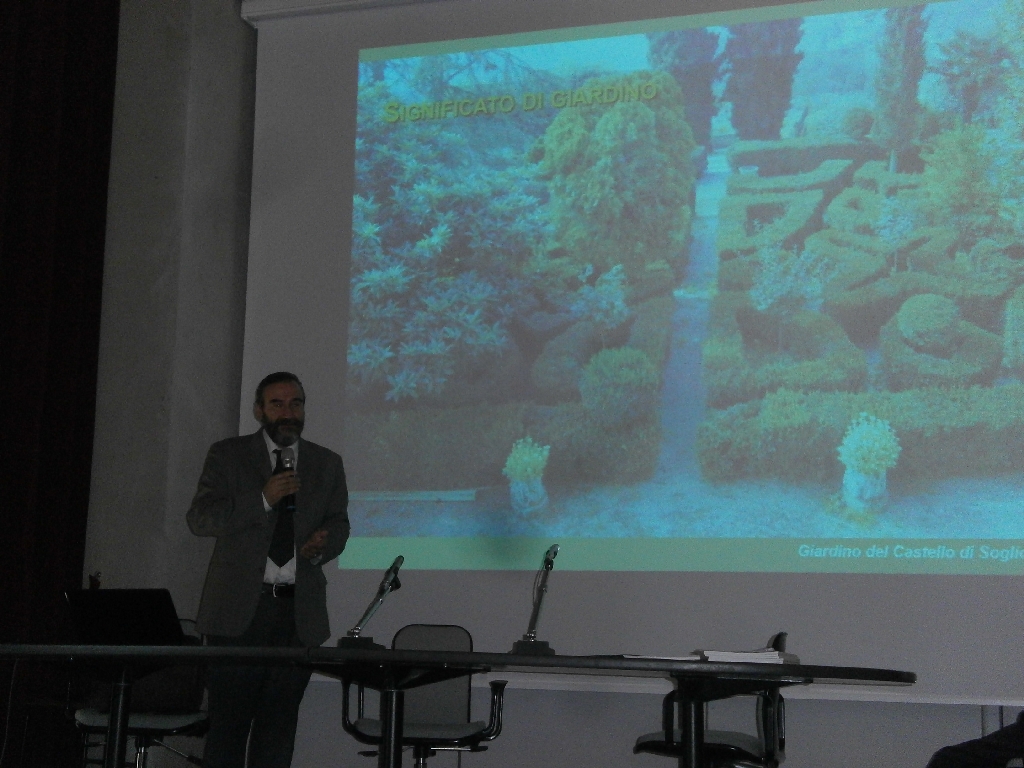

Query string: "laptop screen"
[[64, 589, 185, 646]]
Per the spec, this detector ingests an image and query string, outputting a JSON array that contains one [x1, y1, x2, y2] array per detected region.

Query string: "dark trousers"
[[926, 713, 1023, 768], [204, 592, 311, 768]]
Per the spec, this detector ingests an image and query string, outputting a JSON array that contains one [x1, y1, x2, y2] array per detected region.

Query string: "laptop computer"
[[64, 588, 186, 646]]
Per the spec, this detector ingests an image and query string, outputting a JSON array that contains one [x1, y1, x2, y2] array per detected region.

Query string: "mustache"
[[274, 418, 303, 428]]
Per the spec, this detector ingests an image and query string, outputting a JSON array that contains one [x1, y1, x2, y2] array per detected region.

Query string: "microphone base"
[[337, 636, 386, 650], [510, 639, 556, 656]]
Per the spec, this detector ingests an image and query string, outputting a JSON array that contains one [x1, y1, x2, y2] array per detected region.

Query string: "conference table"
[[0, 644, 915, 768]]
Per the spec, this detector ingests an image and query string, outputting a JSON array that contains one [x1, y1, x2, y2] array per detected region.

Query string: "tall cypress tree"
[[874, 5, 928, 172], [647, 28, 721, 149], [723, 18, 804, 141]]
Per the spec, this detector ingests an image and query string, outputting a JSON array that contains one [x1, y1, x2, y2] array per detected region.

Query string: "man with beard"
[[187, 371, 349, 768]]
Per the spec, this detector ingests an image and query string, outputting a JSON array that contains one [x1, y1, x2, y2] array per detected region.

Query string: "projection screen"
[[239, 0, 1024, 701]]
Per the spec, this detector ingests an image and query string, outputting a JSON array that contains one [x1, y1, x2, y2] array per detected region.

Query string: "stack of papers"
[[693, 648, 800, 664]]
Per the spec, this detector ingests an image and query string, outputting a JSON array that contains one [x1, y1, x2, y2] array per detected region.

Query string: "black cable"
[[0, 659, 20, 768]]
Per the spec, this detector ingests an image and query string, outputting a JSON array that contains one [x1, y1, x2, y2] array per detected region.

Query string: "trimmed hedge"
[[717, 190, 824, 260], [726, 159, 854, 197], [345, 404, 527, 490], [524, 403, 662, 483], [825, 271, 1015, 343], [703, 294, 866, 408], [718, 254, 759, 291], [852, 161, 922, 196], [627, 294, 677, 373], [696, 384, 1024, 484], [804, 229, 889, 297], [880, 314, 1001, 391], [726, 137, 884, 176], [530, 319, 604, 403], [822, 186, 883, 235], [903, 227, 958, 273], [580, 347, 660, 428]]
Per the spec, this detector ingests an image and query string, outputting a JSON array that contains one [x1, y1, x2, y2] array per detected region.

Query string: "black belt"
[[262, 582, 295, 598]]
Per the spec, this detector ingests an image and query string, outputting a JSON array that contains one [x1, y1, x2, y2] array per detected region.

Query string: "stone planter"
[[509, 477, 548, 514], [842, 468, 887, 512]]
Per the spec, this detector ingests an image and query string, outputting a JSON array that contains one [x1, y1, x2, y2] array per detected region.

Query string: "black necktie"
[[269, 449, 294, 567]]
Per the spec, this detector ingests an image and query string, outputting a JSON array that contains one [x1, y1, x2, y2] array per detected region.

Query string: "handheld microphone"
[[281, 447, 296, 513]]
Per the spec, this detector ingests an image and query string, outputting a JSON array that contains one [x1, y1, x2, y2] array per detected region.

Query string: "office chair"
[[342, 624, 507, 768], [634, 632, 788, 768]]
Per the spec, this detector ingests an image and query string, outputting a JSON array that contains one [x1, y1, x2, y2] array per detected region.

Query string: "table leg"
[[378, 687, 405, 768], [104, 665, 133, 768]]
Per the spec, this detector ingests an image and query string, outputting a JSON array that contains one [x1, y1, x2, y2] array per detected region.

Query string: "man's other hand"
[[300, 529, 328, 560]]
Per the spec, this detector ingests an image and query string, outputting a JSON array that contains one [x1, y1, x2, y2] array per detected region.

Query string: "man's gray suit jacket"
[[187, 429, 350, 647]]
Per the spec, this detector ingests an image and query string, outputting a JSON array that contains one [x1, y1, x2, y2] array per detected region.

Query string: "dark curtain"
[[0, 0, 119, 763]]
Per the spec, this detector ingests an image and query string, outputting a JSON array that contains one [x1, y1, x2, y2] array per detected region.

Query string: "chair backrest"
[[392, 624, 472, 725]]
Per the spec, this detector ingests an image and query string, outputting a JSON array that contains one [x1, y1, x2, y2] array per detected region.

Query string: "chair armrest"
[[479, 680, 507, 741], [341, 679, 368, 738]]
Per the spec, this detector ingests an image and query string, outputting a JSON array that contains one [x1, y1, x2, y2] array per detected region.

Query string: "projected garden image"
[[342, 0, 1024, 566]]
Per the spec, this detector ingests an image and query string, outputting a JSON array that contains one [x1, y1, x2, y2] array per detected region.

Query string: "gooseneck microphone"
[[338, 556, 405, 649], [511, 544, 559, 656], [542, 544, 559, 570]]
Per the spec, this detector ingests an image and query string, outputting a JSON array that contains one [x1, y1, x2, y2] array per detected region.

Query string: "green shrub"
[[627, 295, 676, 372], [825, 269, 1016, 344], [718, 255, 759, 291], [1003, 285, 1024, 371], [822, 186, 884, 235], [726, 159, 854, 197], [580, 347, 660, 427], [344, 404, 526, 490], [526, 403, 661, 483], [895, 294, 960, 354], [502, 436, 550, 481], [726, 136, 884, 176], [696, 384, 1024, 484], [530, 319, 604, 403], [841, 107, 874, 141], [803, 229, 889, 298], [881, 313, 1001, 391], [717, 190, 824, 260], [852, 161, 922, 196], [703, 298, 866, 408], [837, 413, 901, 474], [903, 227, 958, 273], [629, 260, 679, 303]]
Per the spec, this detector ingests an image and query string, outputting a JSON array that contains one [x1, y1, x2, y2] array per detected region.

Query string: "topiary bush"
[[880, 305, 1001, 391], [579, 347, 660, 428], [895, 294, 960, 354], [717, 190, 825, 261], [837, 412, 901, 475], [530, 319, 604, 403]]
